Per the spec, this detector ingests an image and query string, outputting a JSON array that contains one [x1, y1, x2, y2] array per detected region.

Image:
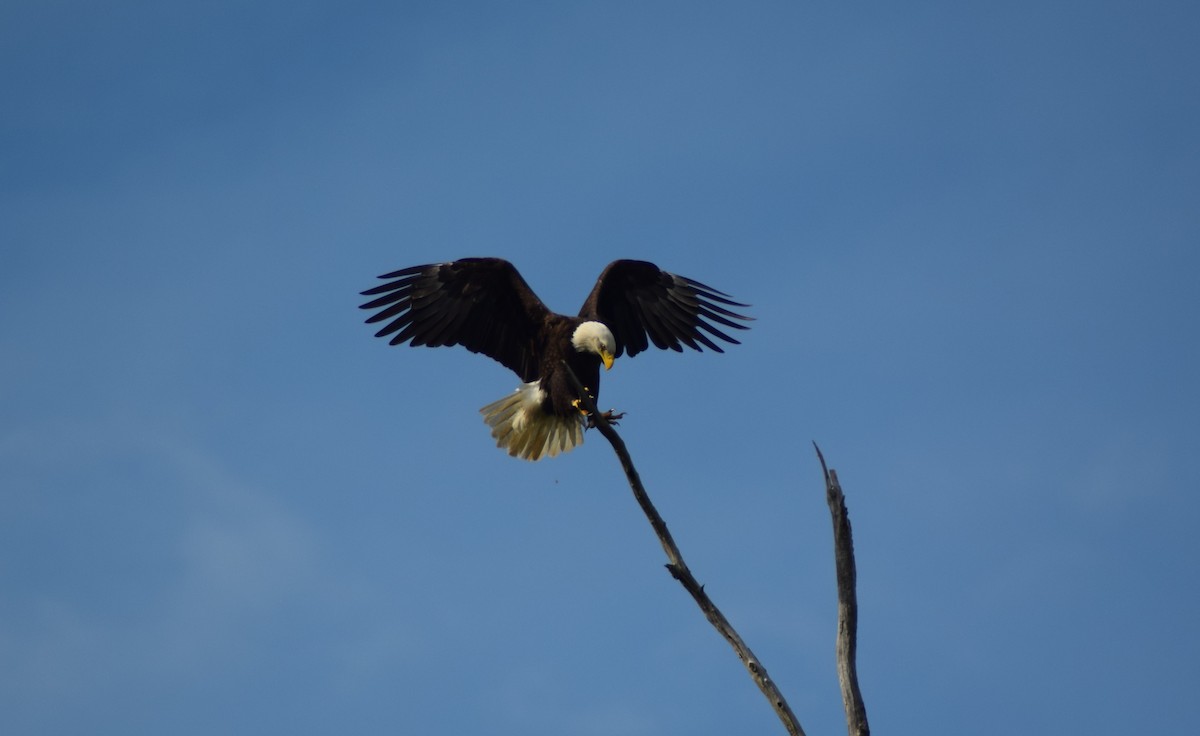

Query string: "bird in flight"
[[360, 258, 751, 460]]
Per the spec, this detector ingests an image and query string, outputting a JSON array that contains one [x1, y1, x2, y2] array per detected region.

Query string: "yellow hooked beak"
[[601, 349, 614, 371]]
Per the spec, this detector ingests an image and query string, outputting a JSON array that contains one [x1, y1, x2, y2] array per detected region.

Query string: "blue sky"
[[3, 1, 1198, 733]]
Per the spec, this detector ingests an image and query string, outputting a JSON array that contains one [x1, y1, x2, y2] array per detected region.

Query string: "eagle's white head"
[[572, 321, 617, 370]]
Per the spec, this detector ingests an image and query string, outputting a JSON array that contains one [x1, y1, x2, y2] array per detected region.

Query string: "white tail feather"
[[480, 382, 585, 461]]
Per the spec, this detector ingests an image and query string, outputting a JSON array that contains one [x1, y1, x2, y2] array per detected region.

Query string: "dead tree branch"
[[564, 363, 806, 736], [814, 443, 870, 736]]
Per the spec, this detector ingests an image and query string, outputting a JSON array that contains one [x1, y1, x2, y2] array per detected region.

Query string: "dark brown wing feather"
[[578, 260, 752, 358], [360, 258, 551, 381]]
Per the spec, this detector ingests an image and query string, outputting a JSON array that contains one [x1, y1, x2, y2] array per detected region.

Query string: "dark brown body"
[[534, 315, 603, 417]]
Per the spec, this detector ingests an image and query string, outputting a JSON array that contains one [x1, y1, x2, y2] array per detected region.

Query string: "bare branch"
[[814, 443, 870, 736], [564, 362, 806, 736]]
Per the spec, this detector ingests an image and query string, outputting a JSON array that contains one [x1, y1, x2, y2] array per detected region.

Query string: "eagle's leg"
[[570, 395, 624, 428]]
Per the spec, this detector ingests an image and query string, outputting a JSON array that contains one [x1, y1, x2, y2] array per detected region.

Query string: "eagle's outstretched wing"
[[360, 258, 550, 382], [578, 260, 752, 358]]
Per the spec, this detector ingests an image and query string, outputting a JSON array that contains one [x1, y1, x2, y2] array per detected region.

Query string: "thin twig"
[[814, 442, 870, 736], [564, 362, 806, 736]]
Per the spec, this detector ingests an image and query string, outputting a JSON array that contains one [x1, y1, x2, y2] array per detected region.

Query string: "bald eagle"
[[360, 258, 751, 460]]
